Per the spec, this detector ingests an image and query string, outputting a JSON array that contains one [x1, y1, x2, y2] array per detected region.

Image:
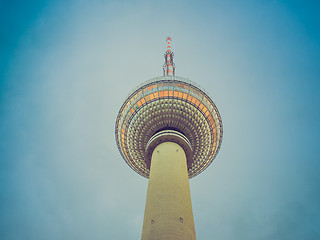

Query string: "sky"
[[0, 0, 319, 239]]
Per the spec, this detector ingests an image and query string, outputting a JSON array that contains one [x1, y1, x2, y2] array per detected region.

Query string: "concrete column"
[[141, 142, 196, 240]]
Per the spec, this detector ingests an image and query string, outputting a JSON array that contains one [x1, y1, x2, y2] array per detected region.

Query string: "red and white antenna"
[[163, 37, 175, 76]]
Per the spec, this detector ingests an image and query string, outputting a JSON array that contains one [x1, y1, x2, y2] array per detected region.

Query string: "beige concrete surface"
[[141, 142, 196, 240]]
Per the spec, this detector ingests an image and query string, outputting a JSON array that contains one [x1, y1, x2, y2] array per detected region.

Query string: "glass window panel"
[[202, 106, 208, 114], [183, 93, 188, 99]]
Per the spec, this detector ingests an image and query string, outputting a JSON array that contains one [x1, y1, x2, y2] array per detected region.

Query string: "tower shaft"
[[141, 142, 196, 240]]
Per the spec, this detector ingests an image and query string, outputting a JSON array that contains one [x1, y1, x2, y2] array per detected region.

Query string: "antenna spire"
[[163, 37, 175, 76]]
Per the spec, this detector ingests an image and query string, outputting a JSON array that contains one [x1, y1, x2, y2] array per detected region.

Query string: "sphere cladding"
[[115, 76, 223, 178]]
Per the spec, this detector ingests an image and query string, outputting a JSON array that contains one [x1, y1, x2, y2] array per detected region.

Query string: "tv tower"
[[115, 38, 223, 240]]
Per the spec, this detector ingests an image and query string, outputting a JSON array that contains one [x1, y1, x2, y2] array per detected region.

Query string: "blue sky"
[[1, 0, 319, 239]]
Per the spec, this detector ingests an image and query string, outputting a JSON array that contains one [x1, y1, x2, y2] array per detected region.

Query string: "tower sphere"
[[115, 75, 223, 178]]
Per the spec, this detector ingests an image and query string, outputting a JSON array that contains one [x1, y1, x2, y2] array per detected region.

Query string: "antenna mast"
[[163, 37, 175, 76]]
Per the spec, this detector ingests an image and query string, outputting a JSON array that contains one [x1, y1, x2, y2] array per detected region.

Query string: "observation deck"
[[115, 75, 223, 178]]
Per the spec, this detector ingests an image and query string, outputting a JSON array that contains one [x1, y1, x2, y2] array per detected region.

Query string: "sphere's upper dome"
[[115, 75, 223, 178]]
